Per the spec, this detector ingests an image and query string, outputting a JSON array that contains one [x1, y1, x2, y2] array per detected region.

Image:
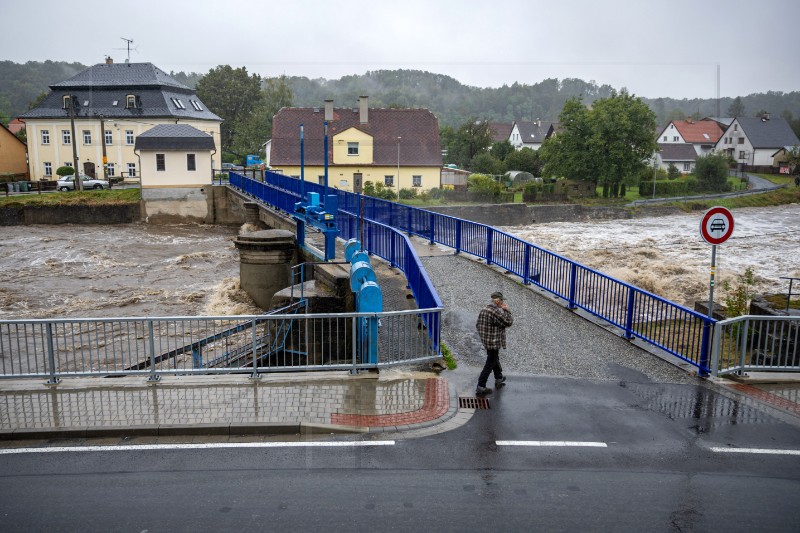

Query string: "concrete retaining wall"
[[0, 204, 140, 225]]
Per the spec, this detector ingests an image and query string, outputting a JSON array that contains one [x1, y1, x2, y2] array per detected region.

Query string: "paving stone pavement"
[[0, 372, 461, 440]]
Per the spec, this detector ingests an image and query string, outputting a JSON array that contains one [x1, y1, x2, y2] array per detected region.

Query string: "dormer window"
[[126, 94, 137, 109], [62, 96, 71, 109]]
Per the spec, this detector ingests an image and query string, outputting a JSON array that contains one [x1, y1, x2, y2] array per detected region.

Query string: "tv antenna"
[[115, 37, 138, 63]]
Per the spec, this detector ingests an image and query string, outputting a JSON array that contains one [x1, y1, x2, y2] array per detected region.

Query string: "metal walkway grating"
[[459, 396, 490, 409]]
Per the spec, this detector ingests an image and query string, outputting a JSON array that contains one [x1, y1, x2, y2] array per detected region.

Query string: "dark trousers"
[[478, 348, 503, 387]]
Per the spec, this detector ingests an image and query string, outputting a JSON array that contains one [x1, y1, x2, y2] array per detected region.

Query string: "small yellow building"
[[268, 97, 442, 193], [0, 122, 28, 177], [19, 58, 221, 182]]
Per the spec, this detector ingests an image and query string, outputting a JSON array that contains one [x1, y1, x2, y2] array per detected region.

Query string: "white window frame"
[[41, 130, 50, 145], [63, 162, 73, 168], [127, 163, 137, 177], [83, 130, 92, 145], [126, 95, 137, 109], [62, 130, 71, 145], [347, 142, 359, 155], [43, 162, 52, 177], [125, 130, 135, 145], [384, 175, 394, 187], [683, 163, 690, 172], [105, 130, 112, 145], [107, 163, 116, 177], [412, 175, 422, 187]]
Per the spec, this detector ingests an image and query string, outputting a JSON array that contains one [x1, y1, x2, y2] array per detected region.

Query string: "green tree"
[[504, 147, 542, 175], [695, 153, 731, 192], [467, 173, 502, 199], [196, 65, 264, 156], [667, 163, 680, 180], [229, 75, 294, 158], [470, 152, 504, 175], [727, 96, 746, 117], [540, 91, 656, 197], [56, 165, 74, 177], [490, 140, 514, 161], [443, 119, 494, 169]]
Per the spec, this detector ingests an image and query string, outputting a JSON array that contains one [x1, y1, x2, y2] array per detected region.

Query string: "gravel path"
[[422, 253, 701, 386]]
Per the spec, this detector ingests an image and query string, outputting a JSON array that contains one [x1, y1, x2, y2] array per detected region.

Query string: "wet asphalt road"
[[2, 375, 799, 532]]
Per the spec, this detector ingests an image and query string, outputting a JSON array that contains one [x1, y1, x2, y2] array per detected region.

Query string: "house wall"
[[509, 124, 522, 149], [24, 118, 221, 180], [716, 119, 758, 167], [0, 128, 28, 175], [332, 128, 373, 164], [273, 165, 441, 192], [659, 123, 685, 144], [138, 150, 214, 188]]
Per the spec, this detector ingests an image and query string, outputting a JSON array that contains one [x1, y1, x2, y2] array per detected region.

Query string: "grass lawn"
[[0, 188, 140, 206], [750, 172, 796, 187]]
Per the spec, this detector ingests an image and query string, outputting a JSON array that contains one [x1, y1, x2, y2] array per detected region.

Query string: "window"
[[384, 175, 394, 187], [670, 124, 674, 129], [187, 154, 196, 171], [738, 137, 745, 144], [190, 100, 203, 111], [62, 96, 71, 109], [412, 175, 422, 187], [318, 176, 325, 185], [347, 142, 359, 155], [83, 130, 92, 145], [734, 124, 738, 131], [156, 154, 166, 171], [673, 136, 679, 142], [63, 162, 73, 168], [127, 163, 137, 177], [171, 97, 186, 110], [41, 130, 50, 145], [105, 130, 112, 145], [739, 151, 746, 159], [663, 136, 667, 141], [43, 162, 52, 177], [107, 163, 115, 177], [125, 130, 134, 145], [126, 94, 137, 109], [683, 163, 690, 171], [62, 130, 71, 144], [112, 100, 119, 107]]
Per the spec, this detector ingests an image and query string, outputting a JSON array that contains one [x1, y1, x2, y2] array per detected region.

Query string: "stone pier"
[[233, 229, 296, 310]]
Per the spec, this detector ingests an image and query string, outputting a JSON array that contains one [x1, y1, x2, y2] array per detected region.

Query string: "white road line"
[[710, 447, 800, 456], [0, 441, 396, 455], [496, 441, 608, 448]]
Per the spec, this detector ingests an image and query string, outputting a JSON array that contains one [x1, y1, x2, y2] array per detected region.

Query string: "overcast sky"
[[3, 0, 798, 100]]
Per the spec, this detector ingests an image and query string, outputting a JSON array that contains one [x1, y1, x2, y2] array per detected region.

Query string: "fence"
[[0, 309, 441, 381], [239, 171, 716, 373], [711, 316, 800, 376]]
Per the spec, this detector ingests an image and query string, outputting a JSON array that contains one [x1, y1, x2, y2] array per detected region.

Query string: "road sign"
[[700, 206, 734, 245]]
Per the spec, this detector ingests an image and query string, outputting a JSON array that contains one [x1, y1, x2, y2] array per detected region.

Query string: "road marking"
[[0, 441, 396, 455], [710, 447, 800, 456], [496, 441, 608, 448]]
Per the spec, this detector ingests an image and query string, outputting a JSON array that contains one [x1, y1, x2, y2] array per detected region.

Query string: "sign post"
[[699, 206, 735, 375]]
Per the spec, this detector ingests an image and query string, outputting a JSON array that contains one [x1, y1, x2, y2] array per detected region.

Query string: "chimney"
[[359, 95, 368, 124], [536, 117, 541, 128], [762, 112, 771, 121], [105, 56, 113, 65], [324, 99, 333, 121]]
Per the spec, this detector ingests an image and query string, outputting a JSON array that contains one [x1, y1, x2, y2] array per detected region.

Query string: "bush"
[[398, 188, 417, 200], [56, 166, 75, 177], [667, 164, 681, 180], [467, 173, 503, 201], [638, 178, 698, 196], [695, 153, 731, 192]]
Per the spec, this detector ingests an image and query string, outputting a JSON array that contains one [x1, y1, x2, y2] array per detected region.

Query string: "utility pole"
[[100, 115, 109, 188], [397, 136, 401, 200], [68, 96, 83, 191]]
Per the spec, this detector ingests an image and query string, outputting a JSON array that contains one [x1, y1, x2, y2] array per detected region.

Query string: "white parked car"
[[57, 175, 110, 191]]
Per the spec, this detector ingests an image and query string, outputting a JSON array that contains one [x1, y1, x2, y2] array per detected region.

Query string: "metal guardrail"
[[711, 316, 800, 376], [0, 309, 441, 381], [241, 171, 715, 373]]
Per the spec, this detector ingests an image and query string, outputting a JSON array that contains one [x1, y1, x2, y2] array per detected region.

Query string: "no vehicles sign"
[[700, 206, 734, 245]]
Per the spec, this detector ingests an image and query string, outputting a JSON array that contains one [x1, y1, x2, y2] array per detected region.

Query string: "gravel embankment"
[[422, 254, 700, 385]]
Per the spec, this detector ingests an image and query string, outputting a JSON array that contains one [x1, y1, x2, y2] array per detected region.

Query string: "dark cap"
[[491, 291, 504, 301]]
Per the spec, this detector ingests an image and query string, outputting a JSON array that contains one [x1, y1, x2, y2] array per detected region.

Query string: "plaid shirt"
[[476, 302, 513, 350]]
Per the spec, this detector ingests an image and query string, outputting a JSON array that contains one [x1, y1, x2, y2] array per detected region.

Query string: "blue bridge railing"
[[233, 171, 715, 374]]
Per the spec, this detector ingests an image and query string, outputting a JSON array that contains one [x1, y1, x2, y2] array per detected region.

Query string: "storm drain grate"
[[459, 396, 490, 409]]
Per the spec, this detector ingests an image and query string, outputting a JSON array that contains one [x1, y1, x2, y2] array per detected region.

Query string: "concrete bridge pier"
[[233, 229, 297, 310]]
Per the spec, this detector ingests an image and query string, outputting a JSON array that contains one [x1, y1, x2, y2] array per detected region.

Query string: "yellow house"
[[268, 96, 442, 193], [18, 58, 221, 182], [0, 122, 28, 177]]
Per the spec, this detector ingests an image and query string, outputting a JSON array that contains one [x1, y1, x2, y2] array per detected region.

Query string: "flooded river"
[[0, 223, 261, 319], [502, 204, 800, 306], [0, 204, 797, 319]]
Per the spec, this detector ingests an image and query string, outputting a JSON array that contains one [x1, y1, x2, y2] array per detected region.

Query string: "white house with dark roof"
[[134, 124, 217, 223], [655, 143, 697, 173], [714, 114, 800, 168], [19, 58, 221, 182], [509, 120, 556, 150]]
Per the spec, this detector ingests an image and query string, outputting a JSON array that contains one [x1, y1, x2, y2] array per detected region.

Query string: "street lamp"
[[396, 137, 401, 200]]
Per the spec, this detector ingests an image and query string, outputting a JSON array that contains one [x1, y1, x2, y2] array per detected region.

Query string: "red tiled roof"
[[270, 107, 442, 167], [7, 118, 25, 135], [488, 122, 513, 143], [672, 120, 723, 143]]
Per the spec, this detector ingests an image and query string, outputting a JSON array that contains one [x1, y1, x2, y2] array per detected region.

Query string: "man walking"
[[475, 291, 513, 395]]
